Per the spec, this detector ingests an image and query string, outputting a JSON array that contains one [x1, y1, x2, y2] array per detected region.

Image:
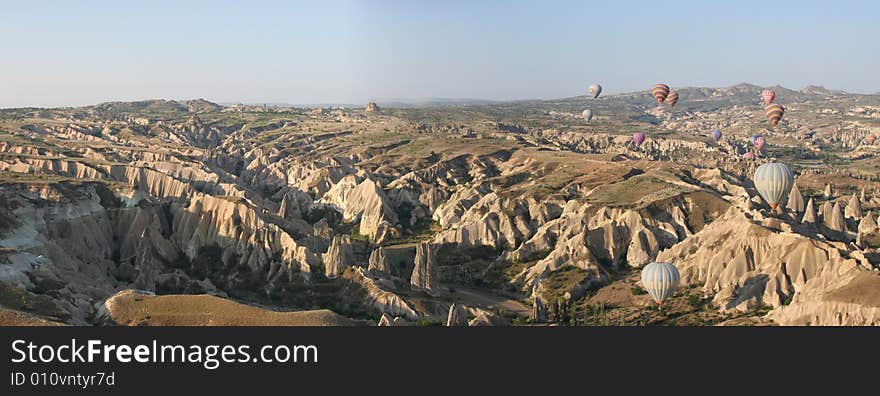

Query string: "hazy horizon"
[[2, 0, 879, 108]]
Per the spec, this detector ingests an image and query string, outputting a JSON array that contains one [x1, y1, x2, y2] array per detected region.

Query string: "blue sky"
[[1, 0, 878, 107]]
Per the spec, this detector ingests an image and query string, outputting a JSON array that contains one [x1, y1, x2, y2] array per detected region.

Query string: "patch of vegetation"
[[415, 318, 444, 326], [541, 266, 588, 302]]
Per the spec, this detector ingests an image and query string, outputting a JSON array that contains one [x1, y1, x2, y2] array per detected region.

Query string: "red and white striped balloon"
[[761, 89, 775, 105]]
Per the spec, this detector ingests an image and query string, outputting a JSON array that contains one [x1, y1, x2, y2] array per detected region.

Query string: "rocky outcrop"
[[321, 176, 399, 243], [827, 202, 847, 233], [349, 268, 418, 320], [365, 102, 380, 114], [845, 193, 862, 220], [322, 235, 353, 278], [377, 313, 394, 326], [507, 193, 711, 298], [802, 198, 817, 224], [767, 272, 880, 325], [411, 242, 439, 293], [446, 303, 468, 326], [468, 310, 509, 326], [787, 184, 805, 213], [658, 205, 877, 323], [820, 201, 833, 222], [368, 247, 391, 275], [532, 295, 549, 323], [858, 211, 877, 234]]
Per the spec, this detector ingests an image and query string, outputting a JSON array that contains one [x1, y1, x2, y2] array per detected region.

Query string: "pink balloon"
[[633, 132, 646, 147]]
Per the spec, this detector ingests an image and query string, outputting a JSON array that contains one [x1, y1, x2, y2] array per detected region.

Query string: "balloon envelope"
[[665, 90, 679, 108], [765, 104, 785, 127], [633, 132, 646, 147], [651, 84, 670, 105], [761, 89, 776, 105], [582, 109, 593, 122], [753, 162, 794, 209], [753, 135, 766, 150], [711, 129, 722, 141], [640, 262, 680, 305], [589, 84, 602, 99]]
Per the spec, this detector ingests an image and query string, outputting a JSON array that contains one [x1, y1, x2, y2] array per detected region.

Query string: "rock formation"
[[787, 184, 805, 213], [350, 268, 419, 320], [321, 177, 399, 243], [861, 211, 878, 233], [532, 295, 549, 323], [827, 202, 847, 233], [6, 92, 880, 327], [365, 102, 380, 114], [846, 193, 862, 220], [368, 247, 391, 275], [410, 242, 438, 293], [821, 201, 834, 222], [446, 303, 468, 326], [323, 235, 354, 278], [802, 198, 817, 224], [377, 313, 394, 326], [467, 310, 509, 326]]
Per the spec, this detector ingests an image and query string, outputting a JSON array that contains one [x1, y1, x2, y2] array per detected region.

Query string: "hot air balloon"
[[765, 103, 785, 127], [761, 89, 776, 105], [711, 129, 722, 142], [633, 132, 646, 147], [753, 134, 766, 151], [743, 152, 756, 160], [589, 84, 602, 99], [652, 84, 670, 105], [753, 162, 794, 210], [582, 109, 593, 122], [640, 262, 680, 306], [665, 90, 679, 108]]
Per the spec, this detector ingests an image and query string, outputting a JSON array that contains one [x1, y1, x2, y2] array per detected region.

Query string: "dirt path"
[[452, 288, 531, 317]]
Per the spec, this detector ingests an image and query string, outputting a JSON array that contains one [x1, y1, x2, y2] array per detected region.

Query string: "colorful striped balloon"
[[633, 132, 646, 147], [753, 162, 794, 210], [588, 84, 602, 99], [652, 84, 670, 105], [761, 89, 776, 105], [765, 103, 785, 127], [582, 109, 593, 122], [665, 90, 679, 108], [640, 262, 680, 305]]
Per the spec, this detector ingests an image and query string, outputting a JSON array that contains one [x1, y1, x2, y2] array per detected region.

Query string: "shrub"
[[631, 286, 647, 295], [781, 294, 794, 306]]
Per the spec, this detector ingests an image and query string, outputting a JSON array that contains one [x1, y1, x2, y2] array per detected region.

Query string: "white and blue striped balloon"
[[753, 162, 794, 209], [640, 262, 680, 305]]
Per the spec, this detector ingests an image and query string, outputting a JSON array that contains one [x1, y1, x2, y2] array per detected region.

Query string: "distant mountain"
[[223, 98, 503, 109], [801, 85, 846, 96], [91, 99, 222, 115], [376, 98, 503, 108], [179, 99, 223, 113]]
